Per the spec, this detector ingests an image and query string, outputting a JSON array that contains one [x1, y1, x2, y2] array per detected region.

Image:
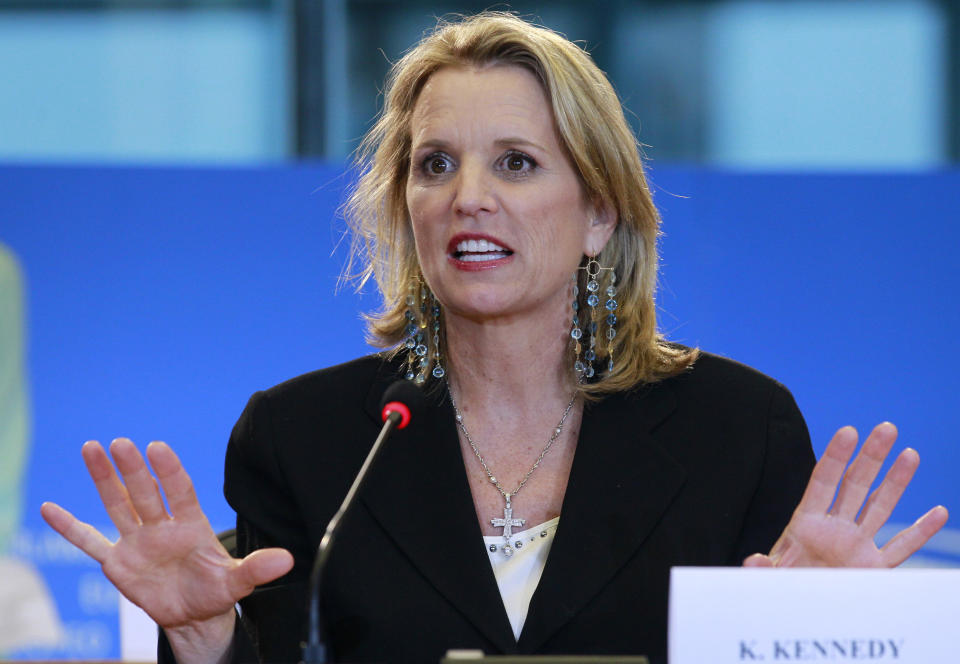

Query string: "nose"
[[453, 161, 498, 218]]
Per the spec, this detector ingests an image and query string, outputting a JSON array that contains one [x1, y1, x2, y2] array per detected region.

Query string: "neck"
[[443, 303, 575, 411]]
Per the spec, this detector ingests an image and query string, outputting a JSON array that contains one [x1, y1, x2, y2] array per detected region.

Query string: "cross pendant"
[[490, 495, 525, 557]]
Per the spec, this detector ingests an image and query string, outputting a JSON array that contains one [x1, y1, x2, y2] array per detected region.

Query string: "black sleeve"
[[731, 382, 817, 563], [227, 390, 313, 663], [226, 390, 313, 562]]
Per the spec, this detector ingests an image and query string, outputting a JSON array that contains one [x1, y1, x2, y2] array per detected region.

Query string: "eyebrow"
[[494, 137, 548, 152], [410, 139, 451, 153], [410, 137, 549, 153]]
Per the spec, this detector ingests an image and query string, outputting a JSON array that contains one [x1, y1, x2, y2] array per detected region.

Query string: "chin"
[[439, 291, 523, 321]]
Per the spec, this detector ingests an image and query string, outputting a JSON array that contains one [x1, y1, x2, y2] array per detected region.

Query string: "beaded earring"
[[571, 257, 618, 378], [403, 277, 444, 383], [430, 294, 445, 379]]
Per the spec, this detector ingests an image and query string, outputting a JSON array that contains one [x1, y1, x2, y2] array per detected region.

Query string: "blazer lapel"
[[518, 383, 686, 652], [359, 370, 518, 653]]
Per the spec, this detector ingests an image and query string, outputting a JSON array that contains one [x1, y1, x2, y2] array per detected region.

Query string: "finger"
[[81, 440, 141, 534], [147, 441, 205, 522], [831, 422, 898, 521], [227, 548, 295, 600], [40, 501, 113, 563], [796, 426, 858, 515], [881, 505, 949, 567], [110, 438, 169, 525], [856, 447, 919, 536], [857, 485, 881, 526], [742, 553, 774, 567]]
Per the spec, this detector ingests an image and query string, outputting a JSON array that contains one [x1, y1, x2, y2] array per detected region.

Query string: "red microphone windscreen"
[[379, 380, 426, 430]]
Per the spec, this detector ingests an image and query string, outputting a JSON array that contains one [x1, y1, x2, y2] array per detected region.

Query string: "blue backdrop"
[[1, 163, 957, 659]]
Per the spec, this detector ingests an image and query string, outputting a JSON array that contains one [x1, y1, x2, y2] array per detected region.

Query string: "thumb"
[[228, 547, 295, 598], [742, 553, 774, 568]]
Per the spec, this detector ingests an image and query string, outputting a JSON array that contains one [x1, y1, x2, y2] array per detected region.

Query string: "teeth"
[[456, 239, 506, 253], [460, 252, 508, 262]]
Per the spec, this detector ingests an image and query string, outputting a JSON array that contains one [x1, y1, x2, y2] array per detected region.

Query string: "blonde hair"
[[344, 11, 697, 394]]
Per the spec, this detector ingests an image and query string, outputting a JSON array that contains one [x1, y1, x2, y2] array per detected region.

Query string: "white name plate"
[[669, 567, 960, 663]]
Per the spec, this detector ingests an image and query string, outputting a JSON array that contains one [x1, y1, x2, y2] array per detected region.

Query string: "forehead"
[[409, 65, 556, 142]]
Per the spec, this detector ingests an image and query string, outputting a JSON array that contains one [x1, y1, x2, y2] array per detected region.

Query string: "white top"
[[483, 517, 560, 640]]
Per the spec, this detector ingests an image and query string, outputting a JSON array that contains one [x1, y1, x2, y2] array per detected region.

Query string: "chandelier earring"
[[570, 256, 618, 379], [403, 276, 444, 384], [429, 293, 445, 380]]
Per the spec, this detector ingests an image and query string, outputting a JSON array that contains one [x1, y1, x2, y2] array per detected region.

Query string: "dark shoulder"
[[227, 353, 403, 476], [653, 350, 794, 416], [259, 353, 399, 405], [633, 350, 812, 485], [670, 350, 786, 388]]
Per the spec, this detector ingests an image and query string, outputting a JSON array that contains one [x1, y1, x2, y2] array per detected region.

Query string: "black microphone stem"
[[302, 410, 402, 664]]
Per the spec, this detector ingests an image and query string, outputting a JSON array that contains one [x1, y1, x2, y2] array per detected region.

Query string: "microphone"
[[378, 379, 424, 430], [302, 379, 425, 664]]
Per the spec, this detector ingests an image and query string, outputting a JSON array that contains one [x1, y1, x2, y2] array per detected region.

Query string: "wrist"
[[165, 610, 236, 664]]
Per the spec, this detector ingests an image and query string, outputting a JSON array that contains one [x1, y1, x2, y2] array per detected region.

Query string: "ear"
[[583, 200, 618, 256]]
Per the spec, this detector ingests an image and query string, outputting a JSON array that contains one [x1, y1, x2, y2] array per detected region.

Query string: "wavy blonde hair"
[[344, 11, 697, 394]]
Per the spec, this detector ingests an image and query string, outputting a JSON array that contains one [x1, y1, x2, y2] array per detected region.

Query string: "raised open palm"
[[744, 422, 948, 568], [41, 439, 293, 632]]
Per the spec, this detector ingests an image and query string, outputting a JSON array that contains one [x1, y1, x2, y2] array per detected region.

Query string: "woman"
[[41, 12, 947, 664]]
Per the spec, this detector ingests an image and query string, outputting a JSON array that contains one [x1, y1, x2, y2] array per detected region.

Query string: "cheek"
[[408, 207, 445, 270], [407, 186, 441, 226], [406, 190, 429, 243], [525, 199, 590, 259]]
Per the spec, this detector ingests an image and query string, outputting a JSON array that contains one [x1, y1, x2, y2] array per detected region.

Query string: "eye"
[[499, 151, 537, 174], [421, 153, 453, 175]]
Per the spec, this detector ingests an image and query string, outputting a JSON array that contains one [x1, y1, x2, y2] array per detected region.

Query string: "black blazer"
[[178, 351, 814, 664]]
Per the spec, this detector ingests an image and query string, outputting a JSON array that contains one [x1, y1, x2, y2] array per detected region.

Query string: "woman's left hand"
[[744, 422, 948, 568]]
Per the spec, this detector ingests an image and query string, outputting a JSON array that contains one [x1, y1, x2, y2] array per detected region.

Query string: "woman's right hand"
[[41, 438, 294, 662]]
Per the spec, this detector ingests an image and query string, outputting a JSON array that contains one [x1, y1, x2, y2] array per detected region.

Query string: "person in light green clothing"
[[0, 244, 61, 654], [0, 244, 29, 556]]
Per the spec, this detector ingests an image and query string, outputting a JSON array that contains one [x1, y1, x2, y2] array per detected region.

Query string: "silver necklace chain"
[[448, 383, 578, 557]]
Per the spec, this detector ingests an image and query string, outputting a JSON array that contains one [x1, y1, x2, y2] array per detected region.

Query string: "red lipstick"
[[447, 233, 514, 272]]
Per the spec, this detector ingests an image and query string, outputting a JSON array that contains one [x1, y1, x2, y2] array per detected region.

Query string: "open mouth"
[[451, 238, 514, 262]]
